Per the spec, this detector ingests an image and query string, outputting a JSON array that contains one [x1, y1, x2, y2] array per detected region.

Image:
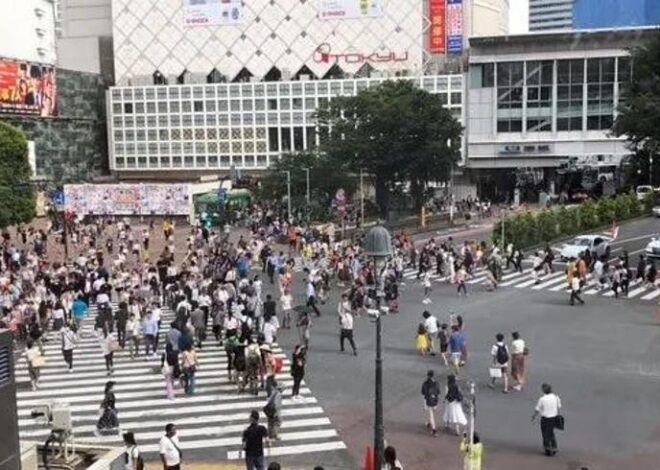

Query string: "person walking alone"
[[290, 344, 306, 401], [421, 370, 441, 436], [159, 423, 182, 470], [569, 268, 584, 306], [61, 321, 78, 372], [510, 331, 528, 391], [242, 410, 269, 470], [338, 297, 357, 356], [531, 383, 562, 456], [263, 380, 283, 440], [443, 374, 467, 435]]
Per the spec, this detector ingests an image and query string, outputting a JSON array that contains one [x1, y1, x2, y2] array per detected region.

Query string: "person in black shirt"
[[242, 410, 269, 470]]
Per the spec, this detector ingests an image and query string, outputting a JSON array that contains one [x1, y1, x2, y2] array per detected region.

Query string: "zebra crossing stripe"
[[226, 441, 347, 460], [515, 277, 545, 289], [641, 289, 660, 300], [498, 272, 528, 287], [531, 272, 566, 290], [626, 284, 649, 298]]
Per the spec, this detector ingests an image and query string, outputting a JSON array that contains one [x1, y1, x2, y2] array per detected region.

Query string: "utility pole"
[[501, 209, 506, 249], [360, 168, 365, 229], [374, 311, 384, 470], [468, 381, 476, 470], [284, 170, 292, 223], [304, 167, 310, 224]]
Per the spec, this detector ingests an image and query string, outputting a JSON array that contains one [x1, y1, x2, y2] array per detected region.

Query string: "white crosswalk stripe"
[[402, 264, 660, 302], [15, 305, 346, 460]]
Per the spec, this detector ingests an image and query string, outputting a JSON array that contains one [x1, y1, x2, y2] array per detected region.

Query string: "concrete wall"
[[2, 68, 110, 182]]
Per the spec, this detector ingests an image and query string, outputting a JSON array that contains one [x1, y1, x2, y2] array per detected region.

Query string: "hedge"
[[492, 192, 645, 249]]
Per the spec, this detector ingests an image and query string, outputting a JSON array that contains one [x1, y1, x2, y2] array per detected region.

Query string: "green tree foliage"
[[316, 80, 462, 217], [613, 33, 660, 179], [491, 192, 646, 249], [258, 151, 355, 221], [0, 122, 36, 228]]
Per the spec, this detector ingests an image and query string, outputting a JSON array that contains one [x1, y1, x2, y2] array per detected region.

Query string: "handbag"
[[110, 340, 121, 352], [32, 355, 47, 368], [489, 367, 503, 378]]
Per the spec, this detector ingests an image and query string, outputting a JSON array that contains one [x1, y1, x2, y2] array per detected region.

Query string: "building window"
[[123, 103, 133, 114], [586, 58, 615, 131], [496, 62, 524, 133], [525, 61, 553, 132], [469, 63, 494, 88], [557, 59, 584, 131], [617, 56, 633, 104]]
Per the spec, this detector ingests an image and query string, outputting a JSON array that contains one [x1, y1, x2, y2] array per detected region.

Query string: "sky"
[[509, 0, 530, 34]]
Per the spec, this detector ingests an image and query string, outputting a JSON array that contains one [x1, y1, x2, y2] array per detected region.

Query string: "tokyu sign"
[[313, 43, 408, 64]]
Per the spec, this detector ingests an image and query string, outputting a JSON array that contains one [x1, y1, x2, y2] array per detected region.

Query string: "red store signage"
[[429, 0, 446, 54]]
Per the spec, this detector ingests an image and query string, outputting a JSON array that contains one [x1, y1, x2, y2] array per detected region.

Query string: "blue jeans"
[[245, 455, 265, 470], [184, 369, 196, 395]]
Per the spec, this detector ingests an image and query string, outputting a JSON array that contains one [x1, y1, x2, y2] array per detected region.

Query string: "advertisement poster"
[[183, 0, 243, 27], [0, 58, 57, 116], [447, 0, 464, 53], [64, 184, 191, 216], [319, 0, 384, 20], [428, 0, 446, 54]]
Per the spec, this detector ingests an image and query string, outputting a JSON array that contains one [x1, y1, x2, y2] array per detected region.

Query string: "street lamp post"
[[360, 168, 365, 229], [283, 170, 292, 223], [364, 225, 393, 470], [304, 167, 310, 223]]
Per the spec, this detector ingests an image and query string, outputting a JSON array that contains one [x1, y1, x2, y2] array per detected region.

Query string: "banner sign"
[[64, 184, 191, 216], [183, 0, 243, 27], [319, 0, 384, 20], [0, 58, 57, 116], [428, 0, 446, 54], [447, 0, 464, 53]]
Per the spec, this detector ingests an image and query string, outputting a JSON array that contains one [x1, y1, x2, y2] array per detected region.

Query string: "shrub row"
[[492, 192, 646, 250]]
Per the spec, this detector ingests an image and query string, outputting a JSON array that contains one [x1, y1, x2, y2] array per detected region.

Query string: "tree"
[[258, 151, 355, 222], [317, 80, 462, 218], [0, 122, 36, 228], [613, 32, 660, 181]]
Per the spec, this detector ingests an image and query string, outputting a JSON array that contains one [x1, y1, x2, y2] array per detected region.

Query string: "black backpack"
[[496, 344, 509, 365]]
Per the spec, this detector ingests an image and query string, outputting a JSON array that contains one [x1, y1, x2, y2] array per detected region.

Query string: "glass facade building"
[[529, 0, 574, 31], [107, 75, 464, 173], [574, 0, 660, 29], [470, 56, 632, 135]]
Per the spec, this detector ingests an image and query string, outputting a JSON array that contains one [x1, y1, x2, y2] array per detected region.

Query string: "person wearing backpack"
[[421, 369, 441, 436], [489, 333, 510, 393], [263, 380, 283, 440], [123, 432, 144, 470]]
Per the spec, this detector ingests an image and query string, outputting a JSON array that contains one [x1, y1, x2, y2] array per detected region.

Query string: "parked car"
[[560, 234, 611, 260], [645, 237, 660, 258], [636, 185, 653, 201], [652, 206, 660, 217]]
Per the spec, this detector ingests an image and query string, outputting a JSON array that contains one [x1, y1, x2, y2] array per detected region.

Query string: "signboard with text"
[[428, 0, 446, 54], [319, 0, 384, 20], [183, 0, 243, 27], [0, 58, 57, 116], [447, 0, 464, 54]]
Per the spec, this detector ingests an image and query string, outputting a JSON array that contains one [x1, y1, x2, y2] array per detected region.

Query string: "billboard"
[[0, 58, 56, 117], [447, 0, 464, 53], [64, 184, 191, 216], [428, 0, 446, 54], [183, 0, 243, 27], [319, 0, 384, 20]]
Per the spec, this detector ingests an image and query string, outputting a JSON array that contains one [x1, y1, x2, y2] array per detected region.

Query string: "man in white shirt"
[[159, 423, 182, 470], [338, 295, 357, 356], [532, 383, 562, 456], [422, 311, 439, 355]]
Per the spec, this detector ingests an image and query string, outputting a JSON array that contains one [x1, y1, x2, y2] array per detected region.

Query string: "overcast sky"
[[509, 0, 529, 34]]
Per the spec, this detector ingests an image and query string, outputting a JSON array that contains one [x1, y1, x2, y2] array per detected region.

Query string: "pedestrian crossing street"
[[400, 266, 660, 302], [14, 304, 346, 460]]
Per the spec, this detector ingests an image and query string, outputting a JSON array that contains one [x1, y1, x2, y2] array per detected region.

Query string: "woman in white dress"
[[443, 374, 468, 435]]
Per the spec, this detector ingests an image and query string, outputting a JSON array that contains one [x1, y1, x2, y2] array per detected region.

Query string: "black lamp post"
[[363, 225, 392, 470]]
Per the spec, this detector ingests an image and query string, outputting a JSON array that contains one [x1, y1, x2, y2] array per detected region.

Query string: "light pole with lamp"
[[364, 225, 393, 470], [283, 170, 292, 223]]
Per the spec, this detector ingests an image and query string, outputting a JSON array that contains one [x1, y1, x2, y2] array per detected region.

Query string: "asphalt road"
[[270, 216, 660, 470]]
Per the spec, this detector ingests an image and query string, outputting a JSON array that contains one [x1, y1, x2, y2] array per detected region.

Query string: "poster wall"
[[447, 0, 464, 53], [183, 0, 243, 27], [428, 0, 446, 54], [64, 184, 191, 216], [319, 0, 384, 20], [0, 58, 57, 116]]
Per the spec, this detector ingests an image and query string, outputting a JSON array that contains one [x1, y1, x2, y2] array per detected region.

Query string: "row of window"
[[114, 92, 462, 117], [114, 155, 271, 170], [111, 77, 463, 102]]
